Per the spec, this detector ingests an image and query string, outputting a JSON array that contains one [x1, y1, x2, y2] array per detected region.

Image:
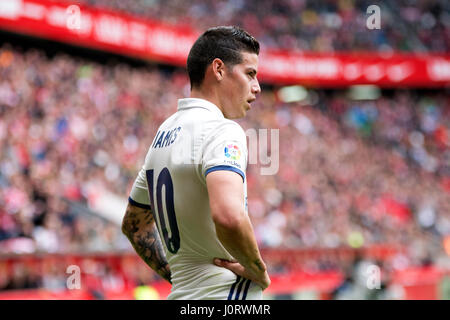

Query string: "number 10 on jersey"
[[146, 168, 180, 254]]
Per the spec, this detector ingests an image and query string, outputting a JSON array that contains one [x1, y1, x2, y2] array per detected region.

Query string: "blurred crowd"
[[243, 88, 449, 271], [0, 254, 158, 295], [0, 44, 449, 290], [62, 0, 450, 52]]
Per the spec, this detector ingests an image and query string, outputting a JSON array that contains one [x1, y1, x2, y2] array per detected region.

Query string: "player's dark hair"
[[187, 26, 260, 89]]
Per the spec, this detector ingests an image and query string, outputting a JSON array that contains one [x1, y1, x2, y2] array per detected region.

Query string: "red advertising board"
[[0, 0, 449, 87], [258, 50, 450, 87], [0, 0, 198, 66]]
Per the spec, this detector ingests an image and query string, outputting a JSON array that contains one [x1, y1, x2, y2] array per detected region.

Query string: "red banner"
[[0, 0, 198, 66], [259, 50, 450, 87], [0, 0, 449, 87]]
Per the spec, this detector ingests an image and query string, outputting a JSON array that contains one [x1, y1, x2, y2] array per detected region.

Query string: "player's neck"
[[190, 88, 223, 114]]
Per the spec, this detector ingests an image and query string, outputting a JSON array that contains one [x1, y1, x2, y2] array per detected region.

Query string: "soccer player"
[[122, 26, 270, 300]]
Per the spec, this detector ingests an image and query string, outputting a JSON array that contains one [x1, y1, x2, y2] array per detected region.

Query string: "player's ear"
[[212, 58, 225, 81]]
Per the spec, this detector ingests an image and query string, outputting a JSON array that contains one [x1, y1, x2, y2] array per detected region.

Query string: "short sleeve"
[[202, 121, 247, 182], [129, 165, 151, 209]]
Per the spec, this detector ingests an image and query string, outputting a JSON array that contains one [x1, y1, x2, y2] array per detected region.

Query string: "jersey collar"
[[177, 98, 224, 118]]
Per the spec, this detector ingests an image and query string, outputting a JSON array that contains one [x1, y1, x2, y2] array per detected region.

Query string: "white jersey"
[[129, 98, 262, 300]]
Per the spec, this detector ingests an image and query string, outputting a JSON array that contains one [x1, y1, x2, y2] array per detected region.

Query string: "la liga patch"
[[224, 144, 241, 161]]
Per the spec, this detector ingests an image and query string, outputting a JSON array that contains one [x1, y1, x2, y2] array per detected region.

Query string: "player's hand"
[[213, 258, 271, 290]]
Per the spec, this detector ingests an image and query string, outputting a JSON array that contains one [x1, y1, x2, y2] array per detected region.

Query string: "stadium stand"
[[0, 0, 449, 299], [68, 0, 450, 52]]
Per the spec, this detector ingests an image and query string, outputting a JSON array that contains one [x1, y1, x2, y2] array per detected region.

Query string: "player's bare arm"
[[122, 203, 171, 283], [206, 171, 270, 290]]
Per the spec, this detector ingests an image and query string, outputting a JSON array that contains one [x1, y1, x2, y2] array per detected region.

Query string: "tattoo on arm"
[[122, 204, 171, 283]]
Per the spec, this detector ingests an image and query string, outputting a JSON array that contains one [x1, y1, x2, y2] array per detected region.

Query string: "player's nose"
[[251, 79, 261, 95]]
